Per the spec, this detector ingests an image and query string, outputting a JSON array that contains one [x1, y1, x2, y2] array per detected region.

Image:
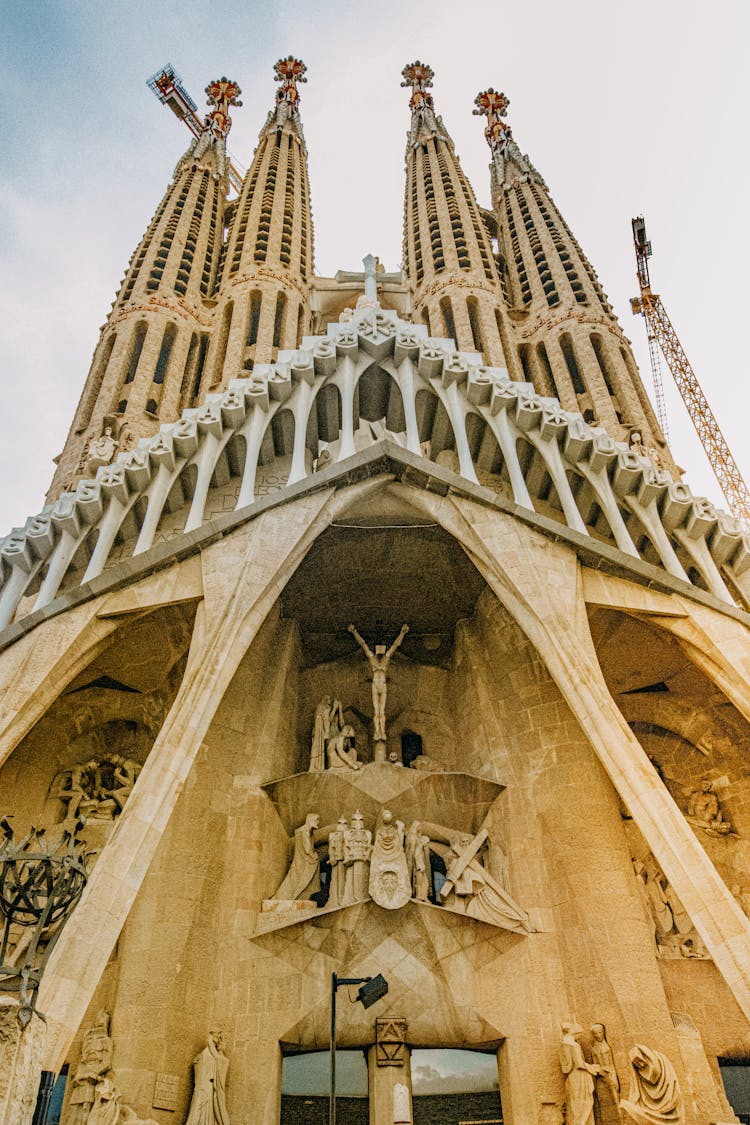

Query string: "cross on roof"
[[335, 254, 403, 304]]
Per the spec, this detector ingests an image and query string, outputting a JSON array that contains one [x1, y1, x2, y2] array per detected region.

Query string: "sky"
[[1, 0, 749, 534]]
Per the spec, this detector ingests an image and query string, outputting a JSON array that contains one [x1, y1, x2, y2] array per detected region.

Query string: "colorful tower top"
[[473, 88, 510, 156], [261, 55, 307, 136], [473, 86, 541, 193], [401, 60, 450, 148], [203, 76, 243, 140]]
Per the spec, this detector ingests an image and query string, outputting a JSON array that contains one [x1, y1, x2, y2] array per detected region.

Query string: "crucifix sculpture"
[[348, 624, 409, 754]]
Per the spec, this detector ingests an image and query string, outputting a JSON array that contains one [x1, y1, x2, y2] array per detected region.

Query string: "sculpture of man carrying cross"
[[348, 623, 409, 747]]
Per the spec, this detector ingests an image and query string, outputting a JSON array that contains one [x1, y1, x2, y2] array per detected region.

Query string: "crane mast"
[[147, 64, 244, 194], [630, 215, 750, 524]]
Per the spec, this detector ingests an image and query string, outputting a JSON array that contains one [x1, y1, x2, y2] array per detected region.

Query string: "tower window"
[[247, 291, 262, 347], [212, 301, 233, 385], [273, 292, 287, 349], [439, 297, 456, 342], [123, 322, 147, 385], [467, 297, 483, 354], [560, 334, 585, 395], [590, 334, 616, 395], [153, 324, 177, 385], [77, 332, 116, 432]]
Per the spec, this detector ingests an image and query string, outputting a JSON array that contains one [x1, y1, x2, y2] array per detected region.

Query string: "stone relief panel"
[[0, 605, 195, 852], [628, 836, 709, 960], [258, 769, 531, 937]]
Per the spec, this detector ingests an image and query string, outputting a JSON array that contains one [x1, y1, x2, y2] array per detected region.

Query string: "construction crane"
[[147, 64, 244, 195], [630, 215, 750, 524]]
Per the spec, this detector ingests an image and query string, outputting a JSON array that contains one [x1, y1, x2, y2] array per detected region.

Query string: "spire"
[[46, 76, 242, 501], [473, 88, 543, 198], [474, 85, 674, 469], [400, 62, 517, 373], [260, 55, 308, 141], [177, 76, 243, 182], [401, 61, 451, 149], [207, 56, 314, 382]]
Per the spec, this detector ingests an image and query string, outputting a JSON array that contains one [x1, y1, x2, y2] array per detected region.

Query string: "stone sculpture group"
[[50, 756, 142, 833], [68, 1015, 230, 1124], [263, 810, 532, 933], [559, 1024, 684, 1125]]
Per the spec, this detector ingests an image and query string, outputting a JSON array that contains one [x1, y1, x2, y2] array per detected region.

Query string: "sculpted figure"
[[413, 835, 431, 902], [327, 725, 362, 771], [591, 1023, 620, 1105], [559, 1022, 600, 1125], [107, 756, 141, 813], [86, 427, 118, 473], [620, 1045, 684, 1125], [637, 861, 705, 959], [185, 1029, 231, 1125], [273, 814, 321, 902], [440, 832, 532, 934], [343, 810, 372, 904], [405, 821, 431, 902], [369, 810, 411, 909], [686, 780, 731, 835], [68, 1010, 114, 1125], [348, 623, 409, 743], [88, 1075, 122, 1125], [310, 697, 344, 771], [327, 817, 348, 909]]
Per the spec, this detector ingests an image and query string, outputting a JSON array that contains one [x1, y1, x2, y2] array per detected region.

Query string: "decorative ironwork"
[[0, 821, 88, 1027], [473, 88, 512, 154]]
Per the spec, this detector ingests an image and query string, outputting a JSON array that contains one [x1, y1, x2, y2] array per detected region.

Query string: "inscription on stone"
[[376, 1016, 408, 1066], [153, 1071, 180, 1111]]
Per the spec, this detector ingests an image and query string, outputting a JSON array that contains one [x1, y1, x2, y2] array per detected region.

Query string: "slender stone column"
[[367, 1043, 413, 1125]]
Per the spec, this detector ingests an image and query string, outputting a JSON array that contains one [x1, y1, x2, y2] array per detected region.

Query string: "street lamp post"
[[329, 972, 389, 1125]]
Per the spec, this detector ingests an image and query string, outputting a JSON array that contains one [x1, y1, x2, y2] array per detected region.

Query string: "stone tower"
[[401, 62, 517, 372], [207, 56, 314, 385], [472, 87, 672, 468], [1, 59, 750, 1125], [48, 77, 243, 501]]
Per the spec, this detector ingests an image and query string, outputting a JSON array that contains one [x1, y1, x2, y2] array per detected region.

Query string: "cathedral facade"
[[1, 57, 750, 1125]]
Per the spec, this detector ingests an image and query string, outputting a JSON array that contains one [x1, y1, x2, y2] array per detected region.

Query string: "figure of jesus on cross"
[[348, 623, 409, 750]]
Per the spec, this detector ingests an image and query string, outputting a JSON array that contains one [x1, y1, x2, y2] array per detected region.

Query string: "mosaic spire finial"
[[274, 56, 307, 114], [401, 61, 450, 149], [473, 88, 511, 156], [203, 77, 242, 141], [401, 61, 435, 113]]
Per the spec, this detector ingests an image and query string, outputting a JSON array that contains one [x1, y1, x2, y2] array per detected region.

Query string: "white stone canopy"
[[1, 304, 748, 631]]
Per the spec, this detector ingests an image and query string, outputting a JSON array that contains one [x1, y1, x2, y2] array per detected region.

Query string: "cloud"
[[2, 0, 749, 533]]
